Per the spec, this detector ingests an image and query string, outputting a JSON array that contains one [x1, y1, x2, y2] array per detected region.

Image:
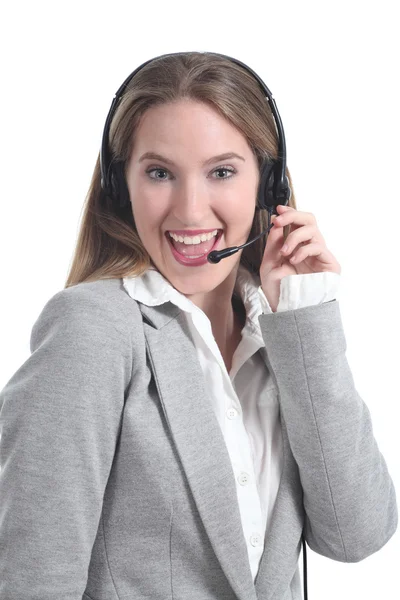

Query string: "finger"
[[261, 218, 288, 268], [289, 242, 331, 265], [275, 209, 316, 228], [271, 216, 294, 250], [279, 225, 324, 255], [276, 204, 296, 212], [268, 216, 288, 244]]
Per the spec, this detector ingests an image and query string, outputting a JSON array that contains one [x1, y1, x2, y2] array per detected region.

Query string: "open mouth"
[[167, 230, 222, 253], [165, 229, 223, 264]]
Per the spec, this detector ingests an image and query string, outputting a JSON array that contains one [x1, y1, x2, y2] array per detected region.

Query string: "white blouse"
[[122, 264, 340, 581]]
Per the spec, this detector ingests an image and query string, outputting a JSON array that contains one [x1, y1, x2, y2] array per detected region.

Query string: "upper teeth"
[[168, 229, 219, 244]]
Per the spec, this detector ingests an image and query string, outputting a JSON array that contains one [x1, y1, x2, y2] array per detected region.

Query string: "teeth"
[[168, 229, 219, 244]]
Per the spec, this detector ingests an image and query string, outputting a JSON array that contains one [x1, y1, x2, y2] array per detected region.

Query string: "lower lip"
[[166, 231, 223, 267]]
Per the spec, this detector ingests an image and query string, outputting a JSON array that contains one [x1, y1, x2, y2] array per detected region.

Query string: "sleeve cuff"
[[258, 272, 341, 313]]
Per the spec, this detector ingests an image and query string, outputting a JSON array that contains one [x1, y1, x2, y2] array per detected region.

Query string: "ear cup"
[[109, 161, 131, 208], [256, 159, 278, 213]]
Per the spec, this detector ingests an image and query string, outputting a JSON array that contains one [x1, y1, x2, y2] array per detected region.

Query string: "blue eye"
[[145, 166, 237, 182]]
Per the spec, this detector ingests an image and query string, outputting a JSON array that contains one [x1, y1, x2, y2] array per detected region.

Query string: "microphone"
[[207, 209, 275, 264]]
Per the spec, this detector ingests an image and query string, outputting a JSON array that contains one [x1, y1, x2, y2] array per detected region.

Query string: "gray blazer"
[[0, 277, 397, 600]]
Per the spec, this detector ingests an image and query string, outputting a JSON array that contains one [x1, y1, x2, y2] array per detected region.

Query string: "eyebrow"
[[138, 151, 245, 166]]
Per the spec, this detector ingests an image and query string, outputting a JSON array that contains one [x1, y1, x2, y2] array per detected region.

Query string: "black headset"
[[99, 51, 307, 598], [100, 51, 293, 264]]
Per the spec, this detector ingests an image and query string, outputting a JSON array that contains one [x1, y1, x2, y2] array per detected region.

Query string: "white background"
[[0, 1, 399, 597]]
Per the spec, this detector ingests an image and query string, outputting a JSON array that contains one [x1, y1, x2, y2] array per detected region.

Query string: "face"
[[125, 99, 260, 304]]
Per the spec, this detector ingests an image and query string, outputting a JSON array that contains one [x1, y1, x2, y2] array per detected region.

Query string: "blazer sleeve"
[[0, 286, 133, 599], [257, 299, 398, 562]]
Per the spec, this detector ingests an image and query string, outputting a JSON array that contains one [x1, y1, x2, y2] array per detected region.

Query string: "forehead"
[[132, 99, 251, 156]]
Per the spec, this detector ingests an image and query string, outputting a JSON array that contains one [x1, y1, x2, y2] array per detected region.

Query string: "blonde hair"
[[64, 52, 296, 289]]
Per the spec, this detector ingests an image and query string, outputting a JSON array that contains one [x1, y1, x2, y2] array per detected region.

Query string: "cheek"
[[226, 190, 256, 226], [131, 191, 163, 229], [132, 207, 169, 257], [128, 175, 161, 215]]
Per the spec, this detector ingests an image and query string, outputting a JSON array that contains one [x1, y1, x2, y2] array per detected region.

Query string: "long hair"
[[64, 52, 296, 288]]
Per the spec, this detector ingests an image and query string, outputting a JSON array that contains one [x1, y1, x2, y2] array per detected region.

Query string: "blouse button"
[[250, 533, 262, 547], [226, 407, 239, 419], [237, 472, 250, 485]]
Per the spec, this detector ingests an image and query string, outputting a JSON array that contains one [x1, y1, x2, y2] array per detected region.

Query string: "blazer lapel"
[[138, 302, 304, 600], [139, 301, 258, 600]]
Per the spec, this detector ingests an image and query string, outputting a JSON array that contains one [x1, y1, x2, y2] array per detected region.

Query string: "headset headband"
[[99, 51, 289, 205]]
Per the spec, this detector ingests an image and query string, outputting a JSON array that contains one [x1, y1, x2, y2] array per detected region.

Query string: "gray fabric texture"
[[0, 277, 397, 600]]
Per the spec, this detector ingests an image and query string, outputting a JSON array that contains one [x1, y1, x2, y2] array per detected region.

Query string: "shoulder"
[[30, 278, 144, 353], [39, 277, 140, 320]]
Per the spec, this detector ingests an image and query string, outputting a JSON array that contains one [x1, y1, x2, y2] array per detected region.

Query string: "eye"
[[145, 165, 237, 183], [145, 167, 170, 182], [212, 167, 237, 180]]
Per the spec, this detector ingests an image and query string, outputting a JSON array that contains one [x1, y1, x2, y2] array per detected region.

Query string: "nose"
[[171, 177, 213, 226]]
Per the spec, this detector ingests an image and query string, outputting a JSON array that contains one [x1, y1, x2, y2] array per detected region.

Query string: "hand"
[[259, 204, 341, 312]]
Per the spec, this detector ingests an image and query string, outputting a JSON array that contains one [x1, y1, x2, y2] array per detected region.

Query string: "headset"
[[100, 52, 308, 599], [100, 51, 292, 263]]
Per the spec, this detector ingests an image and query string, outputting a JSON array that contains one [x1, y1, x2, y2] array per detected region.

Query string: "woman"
[[0, 51, 397, 600]]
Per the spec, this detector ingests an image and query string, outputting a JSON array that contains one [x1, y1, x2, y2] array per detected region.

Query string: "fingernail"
[[281, 244, 289, 253]]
